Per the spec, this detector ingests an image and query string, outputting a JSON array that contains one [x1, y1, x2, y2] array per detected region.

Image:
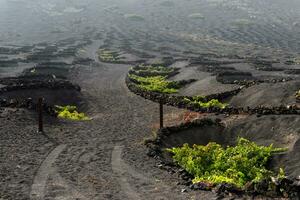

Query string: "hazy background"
[[0, 0, 300, 52]]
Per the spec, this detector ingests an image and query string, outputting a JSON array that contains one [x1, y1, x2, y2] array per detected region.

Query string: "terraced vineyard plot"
[[285, 58, 300, 65], [128, 65, 188, 94], [128, 74, 180, 94], [1, 0, 300, 199], [183, 96, 228, 109], [98, 49, 122, 63], [129, 65, 177, 77], [22, 66, 70, 79], [188, 13, 205, 20], [124, 14, 145, 22]]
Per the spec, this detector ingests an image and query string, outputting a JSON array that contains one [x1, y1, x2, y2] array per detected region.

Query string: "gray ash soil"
[[229, 80, 300, 108], [224, 115, 300, 178], [46, 64, 214, 200], [0, 108, 55, 200], [0, 64, 215, 200], [0, 0, 300, 199]]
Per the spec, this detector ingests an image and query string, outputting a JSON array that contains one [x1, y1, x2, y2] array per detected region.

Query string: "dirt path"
[[111, 145, 142, 200], [27, 62, 214, 200], [30, 144, 67, 200]]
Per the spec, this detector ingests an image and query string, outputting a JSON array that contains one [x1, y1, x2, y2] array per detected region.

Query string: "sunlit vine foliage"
[[128, 65, 180, 94], [168, 138, 286, 188], [296, 90, 300, 99], [55, 105, 90, 121], [183, 96, 228, 109], [128, 73, 179, 94]]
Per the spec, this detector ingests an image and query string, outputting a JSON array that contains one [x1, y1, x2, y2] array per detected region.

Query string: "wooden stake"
[[159, 101, 163, 129], [38, 98, 43, 133]]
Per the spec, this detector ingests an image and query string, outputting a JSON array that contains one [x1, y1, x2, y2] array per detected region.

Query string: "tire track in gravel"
[[30, 144, 67, 200], [111, 145, 142, 200], [112, 145, 170, 200], [52, 63, 180, 199], [46, 168, 89, 200]]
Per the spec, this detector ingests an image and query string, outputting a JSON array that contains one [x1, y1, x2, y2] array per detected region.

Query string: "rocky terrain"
[[0, 0, 300, 199]]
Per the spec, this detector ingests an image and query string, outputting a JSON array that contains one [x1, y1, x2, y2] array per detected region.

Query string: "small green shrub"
[[30, 68, 36, 73], [183, 96, 228, 109], [296, 90, 300, 98], [277, 167, 286, 179], [130, 65, 174, 77], [129, 73, 179, 94], [55, 105, 90, 121], [167, 138, 287, 188], [291, 58, 300, 65]]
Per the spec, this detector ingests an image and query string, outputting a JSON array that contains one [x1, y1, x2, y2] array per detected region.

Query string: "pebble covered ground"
[[0, 0, 300, 199]]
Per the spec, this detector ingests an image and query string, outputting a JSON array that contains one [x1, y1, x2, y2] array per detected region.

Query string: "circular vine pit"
[[148, 116, 300, 198]]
